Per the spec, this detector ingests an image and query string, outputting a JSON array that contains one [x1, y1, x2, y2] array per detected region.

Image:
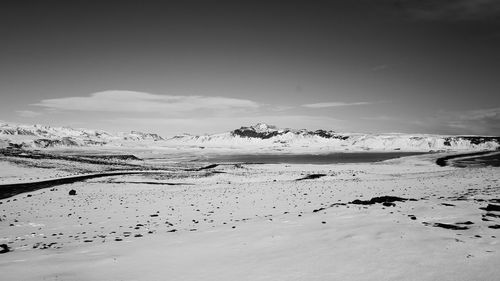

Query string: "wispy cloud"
[[456, 107, 500, 121], [302, 102, 373, 108], [371, 64, 389, 72], [433, 107, 500, 135], [16, 110, 42, 118], [33, 90, 260, 113]]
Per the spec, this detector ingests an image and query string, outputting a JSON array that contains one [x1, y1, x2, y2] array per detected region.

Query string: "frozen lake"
[[198, 152, 428, 164]]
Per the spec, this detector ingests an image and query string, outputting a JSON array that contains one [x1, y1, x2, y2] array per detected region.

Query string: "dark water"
[[199, 152, 428, 164], [452, 152, 500, 167]]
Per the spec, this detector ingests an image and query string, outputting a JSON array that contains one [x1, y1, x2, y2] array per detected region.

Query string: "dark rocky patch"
[[480, 204, 500, 212], [312, 207, 326, 213], [231, 126, 284, 139], [296, 174, 327, 181], [441, 203, 455, 207], [456, 221, 474, 225], [0, 244, 10, 254], [432, 223, 469, 230], [350, 196, 416, 206], [330, 203, 347, 207], [488, 225, 500, 229], [231, 125, 347, 140], [197, 164, 219, 171], [484, 213, 500, 218]]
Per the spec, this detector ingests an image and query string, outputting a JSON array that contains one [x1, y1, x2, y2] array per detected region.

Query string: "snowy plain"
[[0, 150, 499, 281]]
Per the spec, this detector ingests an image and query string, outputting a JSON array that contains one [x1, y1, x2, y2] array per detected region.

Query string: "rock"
[[197, 164, 219, 171], [432, 223, 469, 230], [480, 204, 500, 212], [68, 189, 77, 196], [350, 196, 416, 206], [0, 244, 10, 254], [441, 203, 455, 207], [296, 174, 327, 181]]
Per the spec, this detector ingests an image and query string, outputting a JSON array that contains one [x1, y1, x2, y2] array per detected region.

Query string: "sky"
[[1, 0, 499, 136]]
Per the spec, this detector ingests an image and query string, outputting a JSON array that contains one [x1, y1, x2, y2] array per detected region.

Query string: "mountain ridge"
[[1, 121, 499, 152]]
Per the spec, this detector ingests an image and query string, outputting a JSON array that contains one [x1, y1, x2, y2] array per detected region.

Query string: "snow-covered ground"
[[0, 152, 499, 281]]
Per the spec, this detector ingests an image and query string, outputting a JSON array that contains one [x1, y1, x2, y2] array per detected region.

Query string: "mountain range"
[[1, 121, 499, 152]]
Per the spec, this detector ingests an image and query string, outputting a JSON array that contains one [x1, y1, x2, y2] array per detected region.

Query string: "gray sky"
[[1, 0, 499, 136]]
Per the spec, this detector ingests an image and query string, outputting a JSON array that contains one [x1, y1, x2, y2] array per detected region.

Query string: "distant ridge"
[[1, 121, 499, 152]]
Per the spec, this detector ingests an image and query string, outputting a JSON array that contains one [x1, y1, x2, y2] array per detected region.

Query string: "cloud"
[[371, 64, 389, 71], [33, 90, 260, 113], [396, 0, 500, 21], [433, 107, 500, 135], [16, 110, 42, 118], [456, 107, 500, 121], [302, 102, 372, 108]]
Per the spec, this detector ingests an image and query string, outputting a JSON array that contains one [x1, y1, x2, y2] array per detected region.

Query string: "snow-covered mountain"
[[1, 121, 499, 152], [167, 123, 500, 152], [0, 122, 163, 149]]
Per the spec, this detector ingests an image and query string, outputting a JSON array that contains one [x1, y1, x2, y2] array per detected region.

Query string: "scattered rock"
[[0, 244, 10, 254]]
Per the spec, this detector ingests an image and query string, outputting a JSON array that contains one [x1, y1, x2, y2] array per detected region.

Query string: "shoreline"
[[435, 150, 500, 167], [0, 170, 174, 200]]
